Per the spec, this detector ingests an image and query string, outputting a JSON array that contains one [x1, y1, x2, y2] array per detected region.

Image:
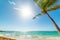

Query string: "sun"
[[16, 4, 34, 20]]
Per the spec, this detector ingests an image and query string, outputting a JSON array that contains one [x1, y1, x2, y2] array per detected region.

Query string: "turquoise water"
[[27, 31, 59, 36], [0, 31, 59, 36]]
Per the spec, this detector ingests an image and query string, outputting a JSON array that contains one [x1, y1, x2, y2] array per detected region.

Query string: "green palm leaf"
[[33, 0, 57, 9], [40, 0, 49, 9], [47, 5, 60, 11], [33, 13, 41, 19], [34, 0, 49, 9], [45, 0, 57, 8], [33, 0, 38, 2]]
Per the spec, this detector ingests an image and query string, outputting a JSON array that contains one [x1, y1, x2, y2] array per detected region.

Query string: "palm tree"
[[33, 0, 60, 33]]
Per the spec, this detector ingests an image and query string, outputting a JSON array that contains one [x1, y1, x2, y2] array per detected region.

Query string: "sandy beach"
[[0, 36, 16, 40], [6, 35, 60, 40], [0, 35, 60, 40], [16, 35, 60, 40]]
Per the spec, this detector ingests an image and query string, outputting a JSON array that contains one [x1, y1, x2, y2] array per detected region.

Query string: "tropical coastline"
[[0, 31, 60, 40], [0, 0, 60, 40], [0, 34, 60, 40]]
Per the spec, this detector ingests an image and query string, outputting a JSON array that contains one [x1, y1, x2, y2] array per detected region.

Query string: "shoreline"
[[17, 35, 60, 40], [0, 35, 60, 40]]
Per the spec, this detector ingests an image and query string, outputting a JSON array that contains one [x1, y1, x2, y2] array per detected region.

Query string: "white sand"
[[1, 35, 60, 40], [15, 35, 60, 40]]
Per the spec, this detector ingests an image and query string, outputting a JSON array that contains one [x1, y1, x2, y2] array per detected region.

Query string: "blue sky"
[[0, 0, 60, 31]]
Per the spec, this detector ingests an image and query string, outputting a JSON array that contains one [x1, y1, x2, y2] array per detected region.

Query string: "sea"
[[0, 31, 60, 36]]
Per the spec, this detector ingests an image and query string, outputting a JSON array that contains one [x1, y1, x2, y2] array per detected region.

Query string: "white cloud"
[[14, 7, 20, 11], [8, 0, 16, 5]]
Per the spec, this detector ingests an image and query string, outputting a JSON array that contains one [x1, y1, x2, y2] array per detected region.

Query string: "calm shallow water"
[[0, 31, 59, 36], [0, 31, 59, 40]]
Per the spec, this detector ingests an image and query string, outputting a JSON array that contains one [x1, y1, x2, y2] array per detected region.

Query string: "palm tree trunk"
[[46, 13, 60, 33]]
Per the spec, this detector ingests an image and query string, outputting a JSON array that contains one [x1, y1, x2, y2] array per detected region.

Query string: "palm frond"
[[47, 5, 60, 11], [33, 13, 41, 19], [33, 0, 38, 3], [34, 0, 49, 9], [40, 0, 49, 9], [33, 0, 58, 9], [33, 0, 42, 8], [45, 0, 57, 8]]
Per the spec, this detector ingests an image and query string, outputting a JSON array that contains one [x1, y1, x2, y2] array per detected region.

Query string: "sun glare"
[[18, 5, 34, 20]]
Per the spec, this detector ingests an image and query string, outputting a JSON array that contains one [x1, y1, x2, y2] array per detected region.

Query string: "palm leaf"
[[33, 0, 38, 2], [40, 0, 49, 9], [45, 0, 57, 8], [33, 0, 49, 9], [33, 0, 58, 9], [33, 13, 41, 19], [33, 0, 41, 8], [47, 5, 60, 11]]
